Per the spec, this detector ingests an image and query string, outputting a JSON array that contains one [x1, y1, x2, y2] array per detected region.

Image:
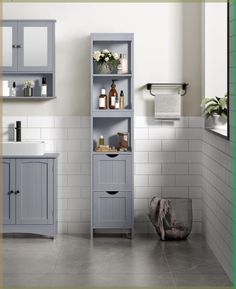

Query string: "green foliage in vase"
[[201, 94, 228, 119]]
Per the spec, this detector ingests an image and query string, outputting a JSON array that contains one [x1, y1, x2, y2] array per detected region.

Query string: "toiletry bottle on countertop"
[[119, 90, 125, 109], [109, 79, 118, 109], [11, 82, 16, 97], [41, 77, 47, 97], [99, 88, 107, 109]]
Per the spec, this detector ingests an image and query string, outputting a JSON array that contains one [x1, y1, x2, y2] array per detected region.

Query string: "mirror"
[[23, 27, 48, 67], [3, 27, 13, 67], [203, 2, 229, 139]]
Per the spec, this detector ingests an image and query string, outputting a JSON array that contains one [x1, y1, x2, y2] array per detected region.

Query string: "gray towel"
[[155, 94, 181, 119]]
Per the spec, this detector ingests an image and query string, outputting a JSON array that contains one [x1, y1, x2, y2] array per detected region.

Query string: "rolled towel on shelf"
[[154, 94, 181, 119]]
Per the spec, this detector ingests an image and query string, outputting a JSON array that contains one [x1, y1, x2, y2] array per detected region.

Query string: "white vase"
[[212, 114, 227, 128]]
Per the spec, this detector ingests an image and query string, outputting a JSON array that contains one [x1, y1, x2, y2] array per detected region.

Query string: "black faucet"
[[15, 121, 21, 142]]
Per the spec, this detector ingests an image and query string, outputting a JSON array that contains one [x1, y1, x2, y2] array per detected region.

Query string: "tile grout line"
[[162, 250, 177, 287]]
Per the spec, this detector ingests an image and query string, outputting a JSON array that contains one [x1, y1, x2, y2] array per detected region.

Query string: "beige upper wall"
[[3, 2, 201, 116]]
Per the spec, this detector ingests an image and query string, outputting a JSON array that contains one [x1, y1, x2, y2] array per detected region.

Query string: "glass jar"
[[117, 132, 129, 151]]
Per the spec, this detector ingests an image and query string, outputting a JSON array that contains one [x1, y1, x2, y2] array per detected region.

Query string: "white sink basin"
[[3, 141, 45, 156]]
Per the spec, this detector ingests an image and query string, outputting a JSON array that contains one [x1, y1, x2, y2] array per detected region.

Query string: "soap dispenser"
[[109, 79, 118, 109]]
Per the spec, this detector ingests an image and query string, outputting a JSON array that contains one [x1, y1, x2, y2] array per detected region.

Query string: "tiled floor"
[[3, 234, 232, 287]]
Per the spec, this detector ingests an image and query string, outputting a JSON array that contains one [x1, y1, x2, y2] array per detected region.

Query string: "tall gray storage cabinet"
[[2, 154, 58, 238], [90, 33, 134, 238]]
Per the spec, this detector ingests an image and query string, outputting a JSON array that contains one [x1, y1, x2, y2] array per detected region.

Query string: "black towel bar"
[[147, 83, 189, 96]]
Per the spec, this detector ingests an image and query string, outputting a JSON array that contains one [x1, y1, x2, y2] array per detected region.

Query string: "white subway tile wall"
[[135, 117, 203, 234], [2, 116, 203, 236], [200, 3, 233, 282], [201, 124, 233, 274]]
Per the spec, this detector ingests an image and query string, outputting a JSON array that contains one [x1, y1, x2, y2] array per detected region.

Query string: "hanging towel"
[[155, 94, 181, 119]]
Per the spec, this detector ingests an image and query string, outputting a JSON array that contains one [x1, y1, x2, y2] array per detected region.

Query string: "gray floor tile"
[[2, 233, 232, 287], [52, 273, 175, 287], [4, 274, 53, 287], [173, 273, 233, 286], [3, 250, 58, 274], [165, 249, 226, 274]]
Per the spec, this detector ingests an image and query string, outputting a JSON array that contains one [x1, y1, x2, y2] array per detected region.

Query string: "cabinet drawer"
[[93, 191, 132, 228], [93, 154, 132, 191]]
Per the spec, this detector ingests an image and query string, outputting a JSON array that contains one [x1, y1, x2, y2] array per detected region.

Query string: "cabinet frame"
[[2, 21, 18, 72], [3, 159, 16, 224]]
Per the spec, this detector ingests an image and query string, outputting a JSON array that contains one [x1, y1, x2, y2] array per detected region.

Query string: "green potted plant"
[[93, 49, 120, 74], [201, 94, 228, 127]]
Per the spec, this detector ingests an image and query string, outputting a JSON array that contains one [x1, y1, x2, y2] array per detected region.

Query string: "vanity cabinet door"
[[2, 159, 16, 225], [93, 191, 132, 228], [17, 21, 54, 72], [15, 159, 54, 225], [2, 21, 18, 72]]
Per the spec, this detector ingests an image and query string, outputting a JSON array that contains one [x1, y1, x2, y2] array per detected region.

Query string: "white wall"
[[3, 2, 202, 116], [204, 3, 227, 98]]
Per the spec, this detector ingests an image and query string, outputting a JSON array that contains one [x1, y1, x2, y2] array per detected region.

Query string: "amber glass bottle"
[[99, 88, 107, 109], [109, 79, 118, 109]]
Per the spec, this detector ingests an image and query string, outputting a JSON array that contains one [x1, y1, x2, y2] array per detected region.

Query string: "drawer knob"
[[15, 190, 20, 195], [106, 191, 119, 195], [8, 190, 14, 195]]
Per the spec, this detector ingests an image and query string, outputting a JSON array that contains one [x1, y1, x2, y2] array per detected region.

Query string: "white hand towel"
[[155, 94, 181, 119]]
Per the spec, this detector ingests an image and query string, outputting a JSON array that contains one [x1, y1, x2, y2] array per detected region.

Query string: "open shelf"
[[2, 96, 56, 100], [2, 73, 55, 98], [93, 151, 132, 155], [92, 109, 133, 118], [92, 77, 132, 110], [93, 117, 132, 151], [93, 74, 132, 78]]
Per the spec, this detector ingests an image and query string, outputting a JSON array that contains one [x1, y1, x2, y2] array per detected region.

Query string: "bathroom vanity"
[[2, 154, 58, 238]]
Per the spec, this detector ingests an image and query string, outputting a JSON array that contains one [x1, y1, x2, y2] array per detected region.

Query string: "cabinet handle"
[[8, 190, 14, 195], [106, 154, 119, 158], [12, 45, 17, 48], [106, 191, 119, 195], [16, 44, 22, 48], [15, 190, 20, 195]]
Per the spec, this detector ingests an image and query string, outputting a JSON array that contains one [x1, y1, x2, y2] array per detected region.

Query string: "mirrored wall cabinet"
[[2, 20, 56, 100]]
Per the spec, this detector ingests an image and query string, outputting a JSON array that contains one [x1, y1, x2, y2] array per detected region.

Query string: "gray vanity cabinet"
[[2, 20, 55, 72], [2, 155, 57, 238]]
